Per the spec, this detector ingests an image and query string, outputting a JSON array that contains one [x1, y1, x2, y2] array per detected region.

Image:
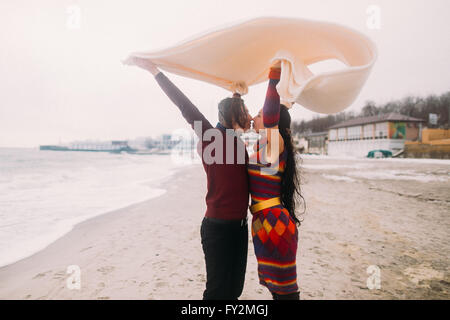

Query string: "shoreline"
[[0, 163, 272, 300], [0, 164, 216, 299], [1, 157, 448, 299], [0, 161, 191, 269]]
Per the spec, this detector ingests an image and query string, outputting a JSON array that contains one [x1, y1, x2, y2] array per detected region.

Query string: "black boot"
[[271, 291, 300, 300]]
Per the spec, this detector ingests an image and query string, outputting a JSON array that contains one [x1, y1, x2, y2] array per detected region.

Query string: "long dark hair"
[[279, 104, 306, 226]]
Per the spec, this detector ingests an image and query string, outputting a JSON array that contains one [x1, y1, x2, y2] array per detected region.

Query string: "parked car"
[[367, 149, 393, 158]]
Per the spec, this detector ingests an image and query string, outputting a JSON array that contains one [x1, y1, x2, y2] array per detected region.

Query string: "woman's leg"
[[253, 208, 300, 298]]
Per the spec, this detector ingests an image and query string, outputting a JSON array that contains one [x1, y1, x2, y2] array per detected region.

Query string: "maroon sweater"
[[154, 72, 249, 220]]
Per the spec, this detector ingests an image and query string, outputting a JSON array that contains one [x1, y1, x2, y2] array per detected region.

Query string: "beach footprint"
[[32, 270, 52, 280], [97, 266, 115, 275]]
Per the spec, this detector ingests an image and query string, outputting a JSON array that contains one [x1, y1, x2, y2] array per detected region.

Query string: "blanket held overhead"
[[125, 16, 377, 114]]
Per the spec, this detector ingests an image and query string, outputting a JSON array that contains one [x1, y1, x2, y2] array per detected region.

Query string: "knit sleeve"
[[154, 72, 213, 137], [262, 68, 281, 128]]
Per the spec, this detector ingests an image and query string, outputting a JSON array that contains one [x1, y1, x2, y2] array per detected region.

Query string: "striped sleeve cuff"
[[268, 68, 281, 80]]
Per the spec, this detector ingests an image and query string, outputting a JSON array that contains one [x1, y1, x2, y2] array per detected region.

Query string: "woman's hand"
[[122, 56, 160, 76], [271, 60, 281, 70]]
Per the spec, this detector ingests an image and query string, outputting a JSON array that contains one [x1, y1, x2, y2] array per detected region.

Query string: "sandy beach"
[[0, 157, 449, 300]]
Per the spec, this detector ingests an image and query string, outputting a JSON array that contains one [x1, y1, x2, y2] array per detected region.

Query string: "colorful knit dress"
[[248, 68, 299, 295]]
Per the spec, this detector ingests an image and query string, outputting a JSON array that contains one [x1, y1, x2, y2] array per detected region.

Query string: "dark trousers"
[[200, 216, 248, 300]]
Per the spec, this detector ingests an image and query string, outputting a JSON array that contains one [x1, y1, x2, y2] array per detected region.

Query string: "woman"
[[124, 56, 252, 300], [248, 66, 304, 300]]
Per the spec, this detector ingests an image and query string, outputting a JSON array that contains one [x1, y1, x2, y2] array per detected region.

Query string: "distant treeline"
[[291, 91, 450, 135]]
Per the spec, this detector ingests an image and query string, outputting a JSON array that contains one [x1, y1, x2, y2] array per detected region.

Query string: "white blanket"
[[126, 16, 377, 114]]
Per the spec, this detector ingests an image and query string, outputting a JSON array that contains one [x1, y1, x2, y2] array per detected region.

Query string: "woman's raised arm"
[[262, 67, 281, 129], [262, 66, 284, 159]]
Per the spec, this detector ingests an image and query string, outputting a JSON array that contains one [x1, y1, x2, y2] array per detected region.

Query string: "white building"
[[298, 131, 328, 154], [327, 113, 424, 157]]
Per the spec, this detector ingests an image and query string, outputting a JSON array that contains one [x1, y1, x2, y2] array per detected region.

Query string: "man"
[[124, 57, 252, 299]]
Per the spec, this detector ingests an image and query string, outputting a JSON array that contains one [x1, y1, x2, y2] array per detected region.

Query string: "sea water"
[[0, 147, 189, 267]]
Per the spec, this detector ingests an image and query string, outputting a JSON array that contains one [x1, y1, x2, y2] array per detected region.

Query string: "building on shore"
[[327, 113, 425, 157], [40, 140, 133, 153], [40, 135, 182, 155], [295, 131, 328, 155], [404, 128, 450, 159]]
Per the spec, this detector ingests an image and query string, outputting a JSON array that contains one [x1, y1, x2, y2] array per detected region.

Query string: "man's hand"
[[122, 56, 160, 76]]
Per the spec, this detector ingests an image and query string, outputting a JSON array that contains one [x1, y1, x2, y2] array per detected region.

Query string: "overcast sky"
[[1, 0, 449, 147]]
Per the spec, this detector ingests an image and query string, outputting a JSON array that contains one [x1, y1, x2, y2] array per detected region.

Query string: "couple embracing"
[[125, 57, 304, 300]]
